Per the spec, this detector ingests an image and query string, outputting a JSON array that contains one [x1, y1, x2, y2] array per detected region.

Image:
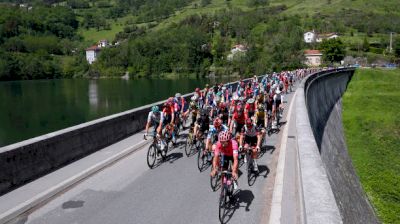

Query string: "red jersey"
[[232, 111, 245, 124], [215, 139, 239, 157], [163, 105, 174, 115]]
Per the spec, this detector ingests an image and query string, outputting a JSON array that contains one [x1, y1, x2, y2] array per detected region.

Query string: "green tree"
[[362, 37, 370, 52], [319, 38, 346, 63]]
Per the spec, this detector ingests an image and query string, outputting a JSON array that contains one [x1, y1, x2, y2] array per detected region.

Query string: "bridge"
[[0, 68, 379, 224]]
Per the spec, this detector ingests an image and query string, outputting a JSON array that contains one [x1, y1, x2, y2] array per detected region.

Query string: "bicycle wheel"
[[184, 133, 193, 157], [210, 172, 220, 191], [147, 144, 157, 168], [160, 143, 168, 160], [247, 153, 253, 185], [197, 142, 207, 171], [219, 186, 228, 223]]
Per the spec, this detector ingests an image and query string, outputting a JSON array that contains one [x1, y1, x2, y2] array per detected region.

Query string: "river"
[[0, 76, 239, 147]]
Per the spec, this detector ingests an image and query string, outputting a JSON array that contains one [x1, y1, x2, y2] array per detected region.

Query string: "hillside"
[[0, 0, 399, 81]]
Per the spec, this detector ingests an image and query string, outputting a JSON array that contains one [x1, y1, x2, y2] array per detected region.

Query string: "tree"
[[362, 37, 370, 52], [319, 38, 346, 63]]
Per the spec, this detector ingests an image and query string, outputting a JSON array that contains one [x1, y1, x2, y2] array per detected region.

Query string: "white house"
[[304, 31, 316, 43], [304, 50, 323, 67], [316, 33, 339, 42], [85, 45, 101, 64], [98, 39, 109, 48]]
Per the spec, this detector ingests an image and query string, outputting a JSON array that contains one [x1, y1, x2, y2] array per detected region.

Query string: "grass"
[[342, 68, 400, 224], [270, 0, 400, 16]]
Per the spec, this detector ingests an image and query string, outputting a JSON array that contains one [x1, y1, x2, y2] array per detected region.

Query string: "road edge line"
[[268, 90, 297, 224]]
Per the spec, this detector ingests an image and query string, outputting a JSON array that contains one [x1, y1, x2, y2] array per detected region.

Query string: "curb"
[[0, 139, 150, 224], [268, 90, 297, 224]]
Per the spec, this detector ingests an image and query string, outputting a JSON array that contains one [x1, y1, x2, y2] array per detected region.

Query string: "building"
[[304, 50, 323, 67], [304, 31, 339, 43], [85, 45, 101, 64], [316, 33, 339, 43], [304, 31, 317, 43], [85, 40, 110, 64]]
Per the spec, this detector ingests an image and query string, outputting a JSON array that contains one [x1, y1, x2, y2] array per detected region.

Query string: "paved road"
[[10, 86, 298, 224]]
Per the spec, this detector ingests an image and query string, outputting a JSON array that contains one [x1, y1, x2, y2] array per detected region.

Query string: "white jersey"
[[147, 111, 164, 124]]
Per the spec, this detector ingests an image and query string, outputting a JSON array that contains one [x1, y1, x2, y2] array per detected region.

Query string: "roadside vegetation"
[[0, 0, 400, 80], [342, 68, 400, 224]]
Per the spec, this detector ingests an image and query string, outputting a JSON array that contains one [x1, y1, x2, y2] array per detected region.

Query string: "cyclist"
[[230, 103, 246, 137], [239, 118, 262, 172], [272, 88, 284, 129], [244, 98, 256, 120], [193, 109, 210, 144], [254, 104, 266, 130], [217, 102, 229, 125], [206, 117, 228, 161], [162, 99, 176, 142], [144, 106, 166, 149], [210, 131, 239, 181]]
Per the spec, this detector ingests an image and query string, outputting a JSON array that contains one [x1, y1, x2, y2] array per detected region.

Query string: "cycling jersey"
[[147, 111, 164, 124], [207, 124, 228, 141], [241, 124, 258, 137], [214, 139, 239, 157], [232, 111, 245, 124]]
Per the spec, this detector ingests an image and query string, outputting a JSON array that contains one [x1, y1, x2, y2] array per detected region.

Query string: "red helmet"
[[245, 118, 253, 126], [218, 131, 231, 142], [195, 88, 200, 92], [213, 117, 222, 128], [219, 102, 226, 109], [167, 97, 174, 103]]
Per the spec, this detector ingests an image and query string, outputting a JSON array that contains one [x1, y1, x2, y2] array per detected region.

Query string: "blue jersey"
[[207, 124, 228, 141]]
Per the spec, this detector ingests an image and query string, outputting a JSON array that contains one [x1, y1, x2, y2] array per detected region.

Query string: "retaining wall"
[[296, 68, 379, 223]]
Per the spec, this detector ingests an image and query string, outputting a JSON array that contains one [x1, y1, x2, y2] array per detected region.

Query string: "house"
[[85, 40, 109, 64], [85, 45, 101, 64], [304, 31, 317, 43], [304, 31, 339, 43], [98, 39, 109, 48], [304, 50, 323, 67], [316, 33, 339, 43]]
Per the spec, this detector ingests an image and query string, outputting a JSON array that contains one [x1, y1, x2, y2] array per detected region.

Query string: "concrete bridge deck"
[[1, 84, 300, 224]]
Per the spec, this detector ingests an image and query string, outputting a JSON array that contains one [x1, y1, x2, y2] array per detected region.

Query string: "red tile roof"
[[86, 45, 100, 51], [304, 50, 322, 55]]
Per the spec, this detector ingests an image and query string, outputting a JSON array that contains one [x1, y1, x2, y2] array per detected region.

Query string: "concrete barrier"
[[0, 78, 247, 196], [296, 68, 379, 223]]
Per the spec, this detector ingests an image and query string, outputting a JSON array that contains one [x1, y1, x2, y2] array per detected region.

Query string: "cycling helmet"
[[258, 104, 265, 111], [167, 97, 174, 102], [247, 98, 255, 104], [213, 118, 222, 128], [195, 87, 200, 92], [191, 95, 198, 101], [232, 94, 239, 101], [152, 105, 159, 113], [238, 96, 245, 102], [190, 101, 196, 108], [175, 93, 182, 98], [219, 102, 226, 109], [218, 131, 231, 142]]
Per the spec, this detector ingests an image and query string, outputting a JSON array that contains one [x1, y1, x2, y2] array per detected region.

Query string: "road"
[[9, 86, 299, 224]]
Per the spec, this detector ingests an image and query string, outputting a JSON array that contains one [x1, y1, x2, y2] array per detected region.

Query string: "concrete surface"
[[305, 69, 379, 224]]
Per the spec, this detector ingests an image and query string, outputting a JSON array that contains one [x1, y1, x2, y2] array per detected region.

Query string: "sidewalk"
[[0, 131, 150, 224]]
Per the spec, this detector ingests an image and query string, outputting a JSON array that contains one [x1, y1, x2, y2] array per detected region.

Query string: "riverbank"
[[342, 68, 400, 223]]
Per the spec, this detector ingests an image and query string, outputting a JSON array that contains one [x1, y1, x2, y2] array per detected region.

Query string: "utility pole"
[[389, 32, 393, 53]]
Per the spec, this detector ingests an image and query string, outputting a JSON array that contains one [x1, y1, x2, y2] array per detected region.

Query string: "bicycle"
[[197, 131, 211, 172], [243, 145, 259, 186], [144, 134, 167, 169], [218, 170, 237, 223], [184, 127, 197, 157]]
